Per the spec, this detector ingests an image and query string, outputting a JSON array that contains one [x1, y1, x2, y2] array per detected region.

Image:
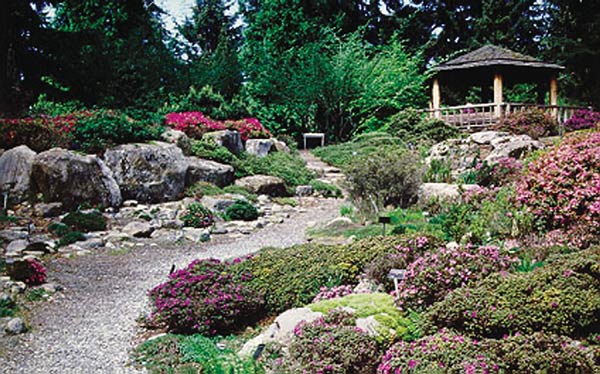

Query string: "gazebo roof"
[[432, 45, 564, 72]]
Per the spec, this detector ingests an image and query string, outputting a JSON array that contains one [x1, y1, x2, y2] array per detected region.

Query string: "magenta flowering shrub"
[[164, 111, 226, 139], [225, 118, 271, 141], [7, 258, 48, 286], [516, 131, 600, 235], [425, 247, 600, 339], [378, 329, 497, 373], [0, 115, 75, 151], [564, 109, 600, 131], [164, 112, 271, 141], [282, 311, 380, 374], [148, 258, 263, 335], [475, 157, 523, 187], [312, 285, 355, 302], [395, 245, 518, 311], [494, 108, 557, 139]]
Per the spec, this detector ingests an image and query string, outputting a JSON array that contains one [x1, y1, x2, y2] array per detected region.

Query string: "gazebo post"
[[493, 72, 503, 117], [432, 78, 441, 118], [549, 73, 558, 120]]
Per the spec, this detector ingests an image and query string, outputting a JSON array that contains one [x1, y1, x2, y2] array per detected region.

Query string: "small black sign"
[[378, 216, 391, 224], [387, 269, 406, 280]]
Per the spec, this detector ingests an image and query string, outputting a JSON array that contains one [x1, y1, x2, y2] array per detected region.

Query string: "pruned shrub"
[[386, 108, 460, 144], [57, 231, 86, 247], [424, 247, 600, 339], [494, 108, 557, 139], [345, 150, 423, 213], [396, 244, 517, 311], [148, 258, 263, 335], [181, 203, 214, 228], [516, 131, 600, 238], [62, 211, 107, 232], [224, 200, 259, 221], [190, 139, 236, 164], [230, 236, 410, 314], [233, 152, 315, 189], [284, 311, 381, 374]]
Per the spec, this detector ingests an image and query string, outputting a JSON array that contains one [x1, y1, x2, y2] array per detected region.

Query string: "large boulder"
[[235, 175, 286, 196], [203, 130, 244, 155], [104, 142, 187, 203], [0, 145, 36, 203], [31, 148, 121, 209], [185, 156, 234, 187], [485, 134, 544, 164], [245, 139, 273, 157]]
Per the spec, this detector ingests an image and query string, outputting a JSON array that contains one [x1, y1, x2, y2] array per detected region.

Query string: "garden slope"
[[0, 197, 343, 373]]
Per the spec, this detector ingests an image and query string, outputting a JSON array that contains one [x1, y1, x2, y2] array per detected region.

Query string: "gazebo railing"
[[422, 102, 591, 132]]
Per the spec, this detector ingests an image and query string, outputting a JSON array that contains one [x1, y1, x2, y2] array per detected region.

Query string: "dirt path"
[[0, 153, 343, 374]]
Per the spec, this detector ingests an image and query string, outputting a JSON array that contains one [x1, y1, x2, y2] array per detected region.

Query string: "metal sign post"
[[387, 269, 406, 298], [378, 216, 391, 236]]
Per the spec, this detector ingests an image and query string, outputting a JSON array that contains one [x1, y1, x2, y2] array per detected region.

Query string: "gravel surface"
[[0, 196, 343, 374]]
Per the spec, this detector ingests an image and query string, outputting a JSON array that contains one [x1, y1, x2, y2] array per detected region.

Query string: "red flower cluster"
[[164, 111, 270, 141]]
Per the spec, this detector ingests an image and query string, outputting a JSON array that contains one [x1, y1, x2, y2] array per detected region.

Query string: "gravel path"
[[0, 193, 342, 373]]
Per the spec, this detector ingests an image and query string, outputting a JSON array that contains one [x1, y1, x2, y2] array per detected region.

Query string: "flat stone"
[[122, 200, 138, 207], [5, 240, 28, 256], [77, 238, 104, 250], [0, 229, 28, 243], [185, 157, 234, 188], [295, 185, 314, 197], [5, 317, 26, 335], [182, 228, 211, 242], [122, 221, 154, 238], [235, 175, 286, 196], [33, 202, 64, 218]]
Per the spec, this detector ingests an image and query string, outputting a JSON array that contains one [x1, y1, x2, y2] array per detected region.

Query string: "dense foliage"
[[148, 258, 262, 335], [224, 200, 259, 221], [61, 211, 107, 232], [494, 108, 557, 139], [564, 109, 600, 131], [180, 203, 214, 228]]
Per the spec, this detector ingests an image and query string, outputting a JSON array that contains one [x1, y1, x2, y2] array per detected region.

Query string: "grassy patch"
[[185, 182, 257, 202], [310, 180, 342, 198], [272, 197, 297, 207], [233, 152, 315, 189]]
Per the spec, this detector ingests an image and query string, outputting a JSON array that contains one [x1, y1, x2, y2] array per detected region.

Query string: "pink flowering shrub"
[[564, 109, 600, 131], [0, 115, 75, 151], [148, 258, 263, 335], [278, 310, 380, 374], [378, 330, 597, 373], [475, 157, 523, 187], [312, 285, 355, 302], [494, 108, 557, 139], [164, 112, 271, 141], [378, 329, 497, 373], [516, 131, 600, 236], [7, 258, 47, 286], [164, 111, 225, 139], [395, 244, 518, 311], [425, 247, 600, 339]]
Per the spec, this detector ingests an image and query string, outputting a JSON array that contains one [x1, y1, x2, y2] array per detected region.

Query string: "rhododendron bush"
[[516, 130, 600, 237], [564, 109, 600, 132], [165, 111, 270, 141]]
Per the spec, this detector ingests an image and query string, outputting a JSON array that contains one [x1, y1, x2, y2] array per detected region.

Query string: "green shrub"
[[309, 293, 418, 343], [310, 180, 342, 198], [312, 132, 405, 169], [0, 296, 17, 317], [132, 333, 261, 374], [61, 211, 107, 232], [230, 236, 410, 314], [48, 222, 70, 237], [29, 94, 85, 117], [233, 152, 315, 189], [190, 139, 236, 164], [72, 110, 158, 153], [57, 231, 86, 247], [345, 150, 423, 213], [386, 108, 460, 144], [424, 247, 600, 339], [225, 200, 259, 221], [185, 181, 224, 199], [181, 203, 214, 228]]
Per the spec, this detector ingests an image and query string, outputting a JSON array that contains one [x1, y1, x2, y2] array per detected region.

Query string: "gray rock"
[[485, 135, 544, 164], [0, 145, 36, 204], [31, 148, 121, 209], [469, 131, 509, 145], [182, 227, 211, 242], [418, 183, 480, 202], [122, 221, 154, 238], [5, 240, 28, 256], [0, 229, 28, 243], [122, 200, 138, 207], [295, 185, 314, 197], [239, 307, 323, 357], [77, 238, 104, 249], [24, 241, 52, 255], [203, 130, 244, 155], [235, 175, 286, 196], [161, 219, 184, 230], [104, 142, 187, 203], [41, 283, 63, 293], [161, 129, 192, 155], [200, 194, 246, 213], [273, 139, 290, 153], [245, 139, 273, 157], [185, 157, 234, 188], [5, 317, 26, 335], [150, 228, 183, 242], [353, 278, 383, 294], [355, 316, 382, 337], [324, 216, 353, 229], [33, 202, 64, 217]]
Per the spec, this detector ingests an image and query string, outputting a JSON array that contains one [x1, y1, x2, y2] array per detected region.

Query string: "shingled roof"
[[432, 45, 564, 72]]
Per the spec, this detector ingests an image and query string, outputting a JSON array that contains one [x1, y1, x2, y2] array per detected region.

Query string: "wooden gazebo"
[[426, 45, 585, 130]]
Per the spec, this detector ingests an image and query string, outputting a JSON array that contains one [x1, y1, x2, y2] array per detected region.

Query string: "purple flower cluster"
[[395, 245, 518, 310], [564, 109, 600, 131], [148, 258, 262, 335], [24, 258, 47, 286], [311, 285, 355, 303]]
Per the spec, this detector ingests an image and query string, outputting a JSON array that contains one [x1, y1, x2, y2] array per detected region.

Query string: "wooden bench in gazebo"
[[424, 45, 589, 132]]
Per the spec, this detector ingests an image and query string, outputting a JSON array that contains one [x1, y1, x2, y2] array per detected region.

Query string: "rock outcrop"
[[245, 139, 273, 157], [0, 145, 36, 203], [31, 148, 121, 209], [185, 157, 234, 188], [203, 130, 244, 155], [235, 175, 286, 196], [104, 142, 187, 203]]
